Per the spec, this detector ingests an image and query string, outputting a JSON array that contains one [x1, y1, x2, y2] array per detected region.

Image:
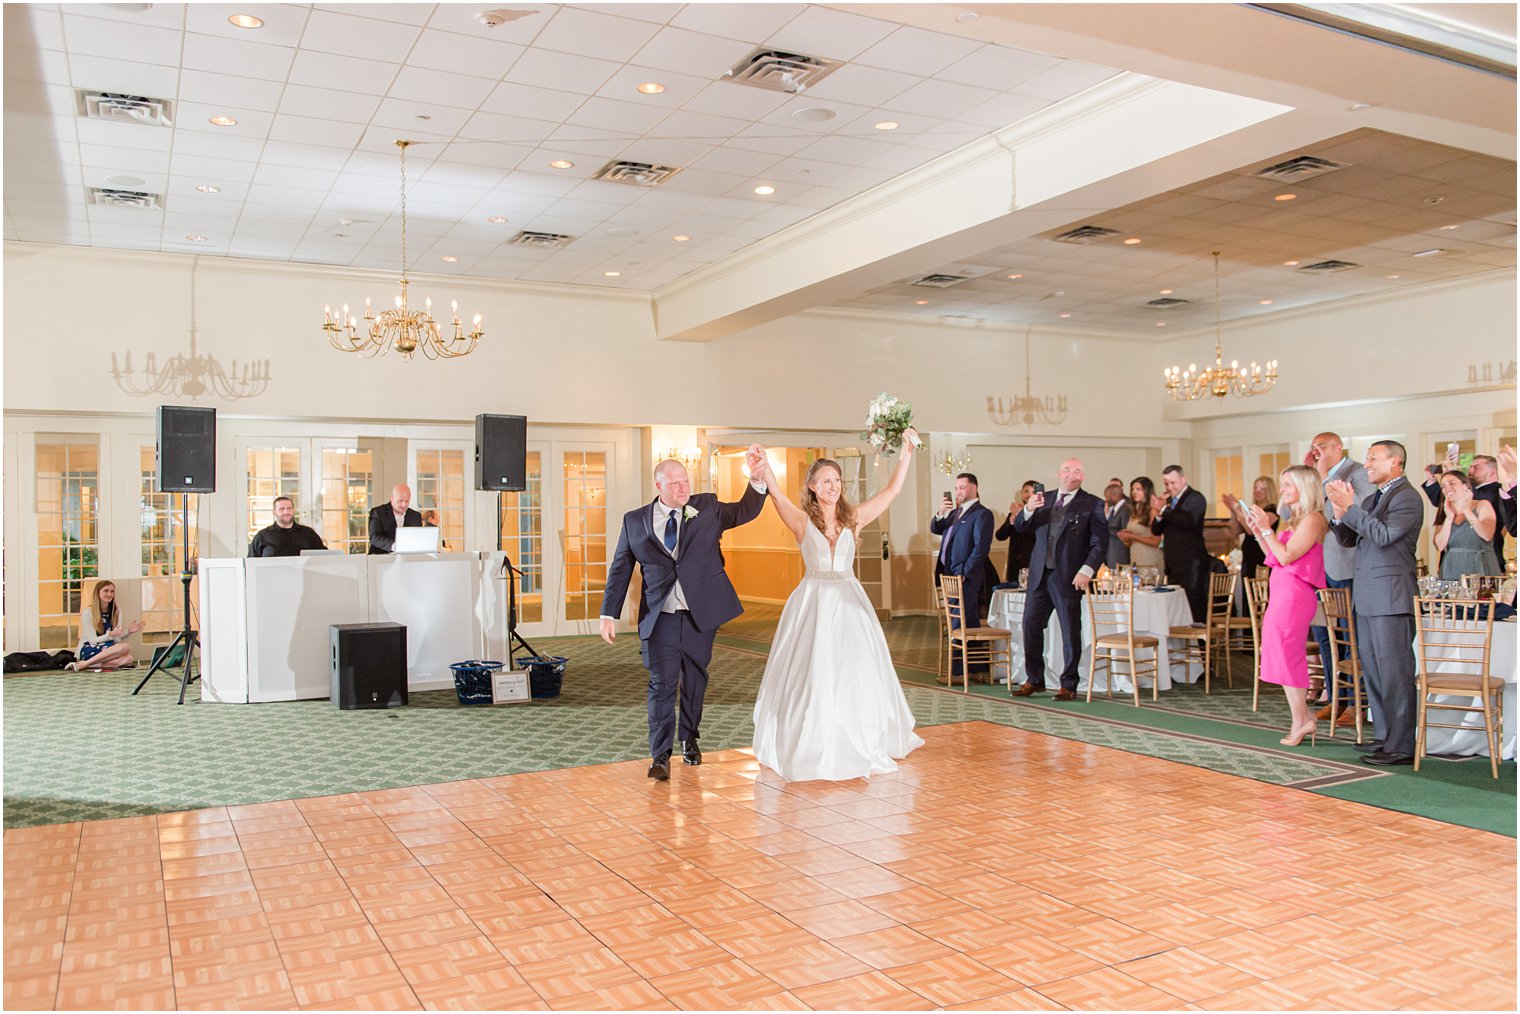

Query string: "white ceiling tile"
[[179, 69, 285, 113], [174, 102, 275, 138], [371, 97, 471, 137], [74, 118, 173, 153], [299, 9, 423, 62], [655, 109, 751, 145], [423, 4, 547, 43], [67, 53, 180, 97], [690, 146, 782, 178], [794, 134, 896, 168], [181, 33, 296, 82], [407, 28, 523, 78], [479, 81, 587, 122], [4, 47, 71, 88], [260, 140, 353, 171], [613, 138, 716, 169], [438, 140, 535, 170], [660, 166, 749, 197], [8, 7, 65, 50], [803, 63, 919, 108], [184, 5, 309, 47], [168, 154, 259, 184], [854, 25, 983, 77], [957, 92, 1052, 130], [668, 3, 802, 42], [567, 95, 670, 135], [492, 170, 582, 198], [388, 66, 498, 110], [1014, 60, 1119, 102], [422, 161, 510, 190], [172, 130, 268, 162], [939, 44, 1063, 91], [319, 4, 438, 27], [726, 126, 814, 158], [505, 47, 622, 93], [679, 80, 790, 120], [631, 27, 756, 79], [458, 110, 560, 145], [558, 179, 644, 206], [881, 78, 1000, 120], [78, 145, 169, 175], [763, 5, 896, 61], [534, 7, 662, 62], [62, 13, 182, 63], [277, 84, 382, 124], [287, 48, 401, 95], [248, 179, 332, 204], [596, 64, 709, 107]]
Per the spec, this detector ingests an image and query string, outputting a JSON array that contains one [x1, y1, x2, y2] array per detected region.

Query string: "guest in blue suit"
[[932, 472, 999, 682], [1011, 458, 1109, 701]]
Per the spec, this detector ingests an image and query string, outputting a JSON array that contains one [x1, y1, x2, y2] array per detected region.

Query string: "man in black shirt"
[[248, 496, 327, 557]]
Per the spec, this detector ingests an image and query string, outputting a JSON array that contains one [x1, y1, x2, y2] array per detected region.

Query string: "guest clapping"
[[1118, 477, 1165, 571], [1434, 470, 1501, 580], [1422, 450, 1506, 569], [994, 480, 1038, 583], [1151, 465, 1211, 622], [1223, 476, 1279, 579], [65, 580, 143, 672]]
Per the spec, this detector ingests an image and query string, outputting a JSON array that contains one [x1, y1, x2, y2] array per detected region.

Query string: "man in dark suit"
[[1102, 482, 1131, 569], [600, 452, 767, 781], [1500, 446, 1518, 537], [367, 484, 423, 554], [1328, 440, 1425, 766], [1011, 458, 1108, 700], [1421, 453, 1505, 569], [931, 472, 999, 682], [1151, 464, 1211, 623]]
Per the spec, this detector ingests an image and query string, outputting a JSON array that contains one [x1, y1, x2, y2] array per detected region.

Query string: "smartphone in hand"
[[1029, 482, 1045, 497]]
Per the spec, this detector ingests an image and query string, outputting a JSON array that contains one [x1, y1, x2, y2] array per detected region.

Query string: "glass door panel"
[[497, 450, 544, 624], [561, 448, 609, 623], [139, 446, 200, 643], [319, 446, 374, 554], [36, 440, 99, 649], [245, 446, 302, 547], [415, 447, 466, 551]]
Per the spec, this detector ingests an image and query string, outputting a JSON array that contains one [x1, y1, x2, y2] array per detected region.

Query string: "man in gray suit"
[[1327, 440, 1425, 766], [1102, 482, 1131, 569], [1308, 432, 1376, 727]]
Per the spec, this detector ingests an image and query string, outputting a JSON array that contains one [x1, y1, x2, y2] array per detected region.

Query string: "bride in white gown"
[[749, 434, 924, 782]]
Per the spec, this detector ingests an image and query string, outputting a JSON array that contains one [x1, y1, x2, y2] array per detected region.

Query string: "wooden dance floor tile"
[[4, 721, 1515, 1010]]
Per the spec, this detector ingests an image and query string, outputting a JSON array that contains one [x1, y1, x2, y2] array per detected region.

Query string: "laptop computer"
[[300, 549, 345, 557], [394, 527, 441, 554]]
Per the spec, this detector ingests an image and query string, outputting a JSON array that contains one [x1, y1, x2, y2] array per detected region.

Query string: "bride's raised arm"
[[751, 446, 810, 544], [855, 427, 918, 529]]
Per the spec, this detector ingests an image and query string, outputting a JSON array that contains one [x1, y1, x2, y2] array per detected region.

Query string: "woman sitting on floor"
[[65, 580, 143, 672]]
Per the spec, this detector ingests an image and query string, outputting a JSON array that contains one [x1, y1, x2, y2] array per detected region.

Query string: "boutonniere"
[[682, 505, 699, 521]]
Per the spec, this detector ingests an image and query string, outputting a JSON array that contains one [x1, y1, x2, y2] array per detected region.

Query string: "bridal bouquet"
[[862, 392, 920, 455]]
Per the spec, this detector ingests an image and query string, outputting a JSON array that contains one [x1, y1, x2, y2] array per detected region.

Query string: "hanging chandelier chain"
[[987, 324, 1068, 428], [1162, 248, 1278, 401], [397, 140, 409, 284]]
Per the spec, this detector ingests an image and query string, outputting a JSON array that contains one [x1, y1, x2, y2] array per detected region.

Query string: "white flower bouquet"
[[861, 392, 920, 455]]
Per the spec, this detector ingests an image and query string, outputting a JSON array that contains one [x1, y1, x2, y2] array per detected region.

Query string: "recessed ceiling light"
[[227, 13, 263, 29], [604, 271, 621, 277], [185, 234, 207, 242], [486, 215, 507, 223], [1059, 313, 1071, 319], [636, 82, 665, 95], [791, 107, 835, 123], [753, 185, 775, 196], [1439, 224, 1460, 230], [956, 11, 978, 22], [1413, 248, 1444, 257], [1259, 299, 1274, 305], [1155, 322, 1167, 327], [208, 115, 237, 126], [1387, 274, 1400, 279], [195, 184, 221, 193], [605, 227, 639, 238], [1054, 290, 1065, 296], [440, 255, 458, 263], [1274, 193, 1297, 201], [1423, 195, 1445, 205], [105, 174, 146, 188], [914, 299, 929, 305], [672, 234, 690, 242], [1349, 102, 1372, 111], [1159, 288, 1173, 295], [548, 160, 574, 170], [874, 121, 899, 131], [1006, 273, 1022, 280], [1283, 260, 1299, 266], [1122, 237, 1141, 245]]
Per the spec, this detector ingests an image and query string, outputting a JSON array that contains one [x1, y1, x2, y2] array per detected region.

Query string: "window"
[[37, 440, 99, 649], [140, 446, 199, 641], [1211, 452, 1243, 516], [497, 451, 543, 623], [563, 451, 608, 621], [246, 447, 301, 546], [414, 449, 465, 550], [1257, 450, 1291, 486], [320, 448, 374, 554]]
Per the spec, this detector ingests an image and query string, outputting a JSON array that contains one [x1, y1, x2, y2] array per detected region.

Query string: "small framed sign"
[[492, 669, 530, 704]]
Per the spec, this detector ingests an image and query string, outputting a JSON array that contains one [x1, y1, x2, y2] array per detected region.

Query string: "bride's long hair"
[[801, 458, 858, 535]]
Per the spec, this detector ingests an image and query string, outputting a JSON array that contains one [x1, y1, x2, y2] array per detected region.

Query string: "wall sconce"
[[938, 451, 972, 477]]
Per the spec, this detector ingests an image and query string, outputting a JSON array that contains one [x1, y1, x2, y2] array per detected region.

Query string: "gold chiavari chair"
[[1317, 586, 1365, 743], [1244, 575, 1270, 711], [1086, 588, 1161, 706], [1415, 596, 1502, 779], [1168, 572, 1236, 693], [934, 581, 949, 680], [939, 575, 1012, 694]]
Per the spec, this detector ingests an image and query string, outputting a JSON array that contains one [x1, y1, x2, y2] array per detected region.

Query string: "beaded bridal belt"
[[805, 570, 854, 581]]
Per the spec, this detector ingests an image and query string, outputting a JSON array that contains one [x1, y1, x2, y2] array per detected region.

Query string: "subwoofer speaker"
[[475, 413, 527, 491], [156, 405, 217, 493], [329, 622, 408, 710]]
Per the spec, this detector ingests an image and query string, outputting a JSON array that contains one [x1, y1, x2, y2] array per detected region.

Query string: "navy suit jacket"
[[932, 501, 998, 618], [1151, 487, 1209, 569], [600, 486, 766, 640], [1014, 488, 1108, 593]]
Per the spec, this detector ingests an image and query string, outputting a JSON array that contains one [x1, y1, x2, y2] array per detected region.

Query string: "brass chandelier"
[[1164, 251, 1277, 400], [987, 326, 1068, 427], [322, 140, 483, 361]]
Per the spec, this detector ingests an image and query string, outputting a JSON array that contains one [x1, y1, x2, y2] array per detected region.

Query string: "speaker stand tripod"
[[133, 493, 199, 704], [497, 492, 540, 662]]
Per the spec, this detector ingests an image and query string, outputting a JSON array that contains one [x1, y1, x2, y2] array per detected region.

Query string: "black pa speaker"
[[475, 414, 527, 491], [156, 406, 217, 493], [329, 623, 408, 710]]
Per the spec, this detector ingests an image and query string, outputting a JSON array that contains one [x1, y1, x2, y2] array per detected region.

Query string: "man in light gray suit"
[[1308, 432, 1376, 728], [1327, 440, 1425, 766], [1102, 482, 1131, 569]]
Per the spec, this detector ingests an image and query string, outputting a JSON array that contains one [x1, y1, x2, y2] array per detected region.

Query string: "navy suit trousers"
[[1023, 579, 1084, 692], [642, 611, 713, 759]]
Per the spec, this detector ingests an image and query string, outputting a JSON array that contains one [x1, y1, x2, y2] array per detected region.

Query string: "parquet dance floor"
[[4, 721, 1514, 1010]]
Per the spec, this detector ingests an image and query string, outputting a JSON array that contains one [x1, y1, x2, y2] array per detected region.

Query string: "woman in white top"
[[65, 580, 142, 671]]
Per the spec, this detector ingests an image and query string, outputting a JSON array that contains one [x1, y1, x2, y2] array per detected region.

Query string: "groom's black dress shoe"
[[1353, 741, 1384, 754], [683, 740, 702, 766], [1361, 751, 1413, 766], [648, 754, 671, 781]]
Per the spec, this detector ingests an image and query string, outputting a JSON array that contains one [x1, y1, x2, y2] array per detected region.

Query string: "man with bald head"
[[1011, 458, 1108, 701], [367, 483, 423, 554]]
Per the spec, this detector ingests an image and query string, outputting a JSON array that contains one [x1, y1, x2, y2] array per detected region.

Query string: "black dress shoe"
[[1361, 751, 1413, 766], [1012, 683, 1044, 697], [1353, 741, 1384, 754], [683, 740, 702, 766], [648, 755, 671, 780], [1052, 689, 1077, 701]]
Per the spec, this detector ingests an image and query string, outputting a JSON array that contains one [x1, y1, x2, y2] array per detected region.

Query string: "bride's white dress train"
[[752, 525, 924, 781]]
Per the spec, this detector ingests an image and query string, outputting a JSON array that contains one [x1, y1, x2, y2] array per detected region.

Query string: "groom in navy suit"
[[932, 472, 999, 681], [1012, 458, 1108, 700], [600, 451, 768, 781]]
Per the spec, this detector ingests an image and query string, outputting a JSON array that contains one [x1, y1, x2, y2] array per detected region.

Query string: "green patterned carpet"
[[4, 605, 1513, 835]]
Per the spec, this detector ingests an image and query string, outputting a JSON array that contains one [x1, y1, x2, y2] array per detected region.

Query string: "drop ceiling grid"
[[5, 1, 1119, 285], [836, 128, 1516, 335]]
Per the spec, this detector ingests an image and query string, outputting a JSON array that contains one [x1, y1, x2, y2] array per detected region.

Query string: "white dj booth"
[[198, 551, 520, 703]]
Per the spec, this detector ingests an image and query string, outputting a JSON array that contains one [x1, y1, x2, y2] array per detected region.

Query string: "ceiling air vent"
[[591, 160, 683, 188], [510, 230, 574, 248], [1052, 225, 1122, 245], [1146, 297, 1190, 308], [1250, 155, 1349, 182], [912, 274, 969, 288], [77, 90, 173, 126], [88, 187, 163, 209], [723, 47, 839, 93], [1297, 259, 1360, 273]]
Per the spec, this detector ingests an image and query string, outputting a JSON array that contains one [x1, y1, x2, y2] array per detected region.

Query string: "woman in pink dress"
[[1238, 465, 1327, 747]]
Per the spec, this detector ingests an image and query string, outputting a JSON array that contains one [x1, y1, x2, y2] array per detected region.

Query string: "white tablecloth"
[[1421, 619, 1516, 760], [987, 586, 1200, 694]]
